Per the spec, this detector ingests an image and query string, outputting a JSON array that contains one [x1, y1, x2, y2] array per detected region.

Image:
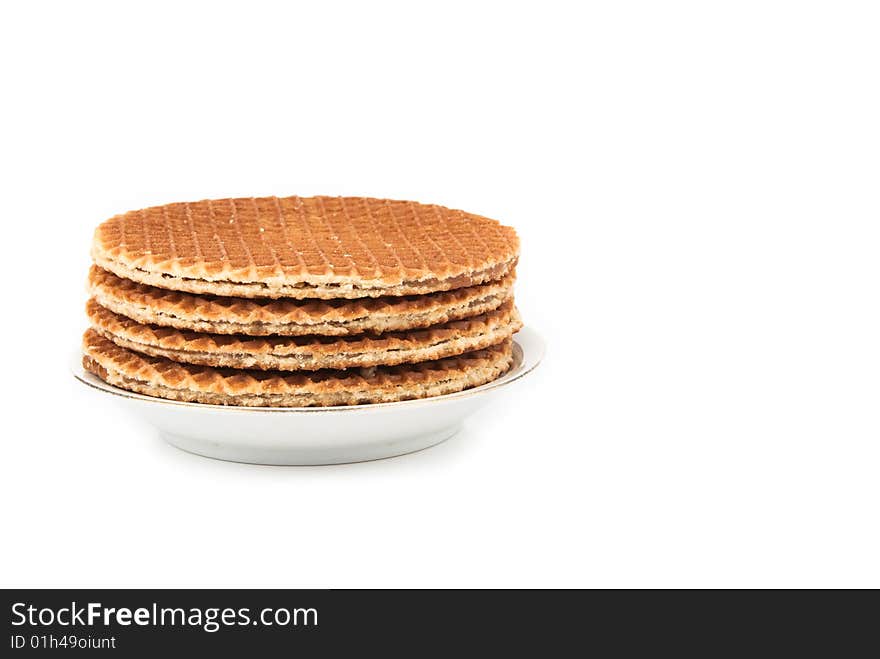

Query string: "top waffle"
[[92, 196, 519, 299]]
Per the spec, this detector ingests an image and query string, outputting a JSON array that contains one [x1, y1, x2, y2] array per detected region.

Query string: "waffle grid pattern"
[[83, 196, 521, 405], [93, 196, 519, 298]]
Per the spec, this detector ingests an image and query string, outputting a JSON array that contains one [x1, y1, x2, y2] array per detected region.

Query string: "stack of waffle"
[[81, 196, 522, 406]]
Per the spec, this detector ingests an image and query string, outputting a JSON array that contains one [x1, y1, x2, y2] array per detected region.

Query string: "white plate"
[[72, 327, 544, 465]]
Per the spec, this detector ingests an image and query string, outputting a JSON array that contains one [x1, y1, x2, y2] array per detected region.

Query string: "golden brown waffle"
[[82, 330, 514, 407], [88, 265, 515, 336], [92, 196, 519, 299], [88, 298, 522, 371]]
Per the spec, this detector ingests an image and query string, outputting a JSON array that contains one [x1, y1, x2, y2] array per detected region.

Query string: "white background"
[[1, 1, 878, 587]]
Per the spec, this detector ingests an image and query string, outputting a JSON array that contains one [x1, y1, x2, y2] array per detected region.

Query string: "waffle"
[[87, 298, 522, 371], [92, 196, 519, 299], [82, 330, 515, 407], [88, 265, 515, 336]]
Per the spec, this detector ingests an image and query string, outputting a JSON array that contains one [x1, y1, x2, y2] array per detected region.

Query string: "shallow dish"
[[72, 327, 544, 465]]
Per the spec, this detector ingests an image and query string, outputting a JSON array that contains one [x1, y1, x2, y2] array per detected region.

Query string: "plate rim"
[[71, 326, 545, 414]]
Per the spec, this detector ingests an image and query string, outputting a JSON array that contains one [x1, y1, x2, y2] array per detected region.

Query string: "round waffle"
[[92, 196, 519, 299], [88, 266, 515, 336], [82, 330, 515, 407], [87, 298, 522, 371]]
